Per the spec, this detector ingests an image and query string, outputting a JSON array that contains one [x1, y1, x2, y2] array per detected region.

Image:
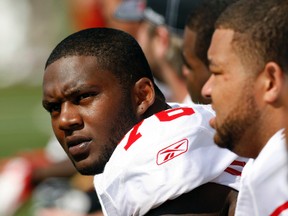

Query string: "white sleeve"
[[235, 130, 288, 216]]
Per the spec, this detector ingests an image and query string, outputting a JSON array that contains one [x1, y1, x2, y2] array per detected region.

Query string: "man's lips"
[[66, 136, 92, 159], [66, 136, 91, 147]]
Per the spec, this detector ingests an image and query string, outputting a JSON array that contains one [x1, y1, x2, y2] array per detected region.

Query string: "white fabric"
[[211, 157, 246, 191], [235, 129, 288, 216], [45, 134, 68, 163], [94, 103, 246, 216], [181, 94, 194, 105]]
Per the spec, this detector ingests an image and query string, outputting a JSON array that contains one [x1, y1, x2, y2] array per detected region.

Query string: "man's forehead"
[[211, 29, 234, 50], [208, 29, 235, 63]]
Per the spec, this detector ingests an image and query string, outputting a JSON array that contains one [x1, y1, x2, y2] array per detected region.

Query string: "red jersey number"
[[155, 107, 195, 121], [124, 107, 195, 150]]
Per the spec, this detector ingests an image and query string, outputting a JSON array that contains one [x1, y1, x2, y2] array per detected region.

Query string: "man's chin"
[[74, 160, 105, 176], [214, 133, 229, 149], [214, 133, 238, 155], [76, 166, 101, 176]]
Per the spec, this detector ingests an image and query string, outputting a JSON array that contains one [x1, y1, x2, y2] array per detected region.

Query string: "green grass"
[[0, 84, 52, 216], [0, 85, 51, 157]]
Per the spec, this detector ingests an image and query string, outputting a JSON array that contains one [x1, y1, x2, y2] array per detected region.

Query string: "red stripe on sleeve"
[[224, 167, 242, 176], [270, 201, 288, 216], [230, 160, 246, 167]]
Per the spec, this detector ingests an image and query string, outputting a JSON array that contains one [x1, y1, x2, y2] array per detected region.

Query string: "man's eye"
[[211, 71, 221, 76], [45, 103, 61, 114], [79, 93, 91, 100], [75, 93, 96, 104]]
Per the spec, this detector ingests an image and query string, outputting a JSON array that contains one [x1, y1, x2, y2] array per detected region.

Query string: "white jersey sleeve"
[[235, 130, 288, 216], [94, 103, 245, 216]]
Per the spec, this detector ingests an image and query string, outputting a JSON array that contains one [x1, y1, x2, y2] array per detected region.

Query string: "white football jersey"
[[235, 129, 288, 216], [94, 103, 247, 216]]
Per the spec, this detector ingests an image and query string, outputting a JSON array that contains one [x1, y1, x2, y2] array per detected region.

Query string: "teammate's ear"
[[263, 62, 285, 104], [134, 77, 155, 116]]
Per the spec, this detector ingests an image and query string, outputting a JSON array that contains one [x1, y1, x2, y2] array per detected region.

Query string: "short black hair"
[[185, 0, 239, 66], [45, 27, 165, 99], [216, 0, 288, 74]]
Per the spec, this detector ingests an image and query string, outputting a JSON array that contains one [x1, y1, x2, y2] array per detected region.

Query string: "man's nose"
[[201, 75, 213, 100], [58, 102, 83, 131]]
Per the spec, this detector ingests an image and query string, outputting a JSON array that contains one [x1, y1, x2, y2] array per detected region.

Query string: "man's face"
[[202, 29, 261, 157], [42, 56, 137, 175], [182, 27, 211, 104]]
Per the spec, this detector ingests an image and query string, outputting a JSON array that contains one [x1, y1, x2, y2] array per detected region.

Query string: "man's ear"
[[134, 77, 155, 116], [263, 62, 285, 104]]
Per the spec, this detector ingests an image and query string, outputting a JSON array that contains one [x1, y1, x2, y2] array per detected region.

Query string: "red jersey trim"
[[224, 160, 246, 176], [270, 201, 288, 216]]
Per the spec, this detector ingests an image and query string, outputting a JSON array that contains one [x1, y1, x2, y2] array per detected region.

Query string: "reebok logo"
[[156, 139, 188, 165]]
